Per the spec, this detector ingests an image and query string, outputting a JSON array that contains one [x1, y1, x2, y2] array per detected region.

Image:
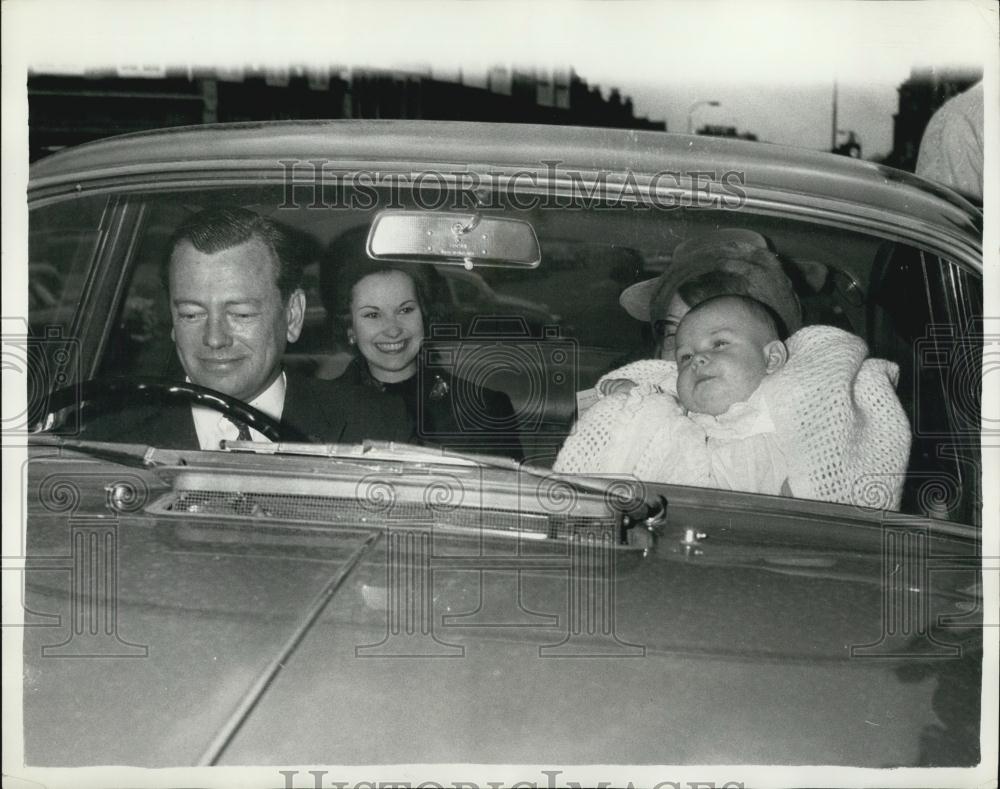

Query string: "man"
[[916, 81, 983, 203], [83, 207, 412, 449]]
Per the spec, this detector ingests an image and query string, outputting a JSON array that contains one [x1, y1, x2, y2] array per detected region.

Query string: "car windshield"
[[30, 174, 983, 527]]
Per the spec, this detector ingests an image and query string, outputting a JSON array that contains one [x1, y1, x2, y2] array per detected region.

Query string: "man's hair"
[[682, 293, 785, 341], [165, 207, 311, 300]]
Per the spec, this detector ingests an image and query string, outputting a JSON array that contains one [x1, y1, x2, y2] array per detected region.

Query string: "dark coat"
[[78, 372, 413, 449], [336, 358, 524, 460]]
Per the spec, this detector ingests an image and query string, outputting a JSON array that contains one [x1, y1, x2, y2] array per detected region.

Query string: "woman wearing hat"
[[618, 228, 803, 357], [556, 228, 912, 510]]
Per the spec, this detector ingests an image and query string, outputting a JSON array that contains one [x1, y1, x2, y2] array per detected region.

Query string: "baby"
[[555, 294, 912, 507], [606, 294, 787, 415], [596, 294, 791, 494]]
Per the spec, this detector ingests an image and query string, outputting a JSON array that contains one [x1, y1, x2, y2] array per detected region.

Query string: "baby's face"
[[674, 299, 780, 415]]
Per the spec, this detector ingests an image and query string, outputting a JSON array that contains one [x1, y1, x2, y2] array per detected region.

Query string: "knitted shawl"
[[554, 325, 912, 510]]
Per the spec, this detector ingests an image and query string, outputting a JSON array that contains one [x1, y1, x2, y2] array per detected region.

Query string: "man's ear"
[[285, 288, 306, 343], [763, 340, 788, 374]]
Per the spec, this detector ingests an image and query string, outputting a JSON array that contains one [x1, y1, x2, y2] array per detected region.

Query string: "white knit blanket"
[[554, 325, 912, 510]]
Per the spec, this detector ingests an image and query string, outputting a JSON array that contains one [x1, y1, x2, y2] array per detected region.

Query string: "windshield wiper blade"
[[221, 438, 667, 521], [221, 438, 519, 467], [32, 436, 165, 469]]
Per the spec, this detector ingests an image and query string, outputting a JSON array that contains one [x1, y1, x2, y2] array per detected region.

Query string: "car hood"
[[22, 446, 982, 767]]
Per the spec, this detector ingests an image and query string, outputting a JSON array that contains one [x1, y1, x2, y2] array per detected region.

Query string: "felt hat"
[[619, 228, 802, 334]]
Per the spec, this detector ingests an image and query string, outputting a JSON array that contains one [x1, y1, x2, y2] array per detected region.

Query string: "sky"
[[6, 0, 996, 160], [534, 1, 993, 157]]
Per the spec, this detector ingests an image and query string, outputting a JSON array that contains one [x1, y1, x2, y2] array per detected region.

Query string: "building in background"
[[27, 65, 665, 161], [881, 66, 982, 171], [695, 123, 759, 142]]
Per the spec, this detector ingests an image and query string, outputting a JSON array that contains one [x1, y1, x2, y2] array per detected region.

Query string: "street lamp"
[[687, 100, 721, 134], [835, 129, 862, 158]]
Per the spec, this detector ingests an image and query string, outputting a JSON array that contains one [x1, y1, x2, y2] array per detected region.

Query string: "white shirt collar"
[[190, 372, 286, 450]]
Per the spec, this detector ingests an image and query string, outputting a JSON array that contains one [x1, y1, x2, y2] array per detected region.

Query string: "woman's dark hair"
[[320, 225, 448, 349]]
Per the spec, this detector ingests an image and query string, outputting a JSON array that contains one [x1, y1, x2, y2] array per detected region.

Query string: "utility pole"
[[831, 79, 838, 152]]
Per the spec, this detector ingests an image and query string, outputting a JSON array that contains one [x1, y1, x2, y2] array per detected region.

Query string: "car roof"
[[29, 119, 981, 264]]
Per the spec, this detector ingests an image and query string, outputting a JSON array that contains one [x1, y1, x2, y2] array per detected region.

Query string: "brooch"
[[429, 375, 450, 401]]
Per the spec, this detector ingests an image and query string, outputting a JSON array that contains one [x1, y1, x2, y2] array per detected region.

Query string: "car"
[[15, 120, 988, 777], [437, 266, 562, 333]]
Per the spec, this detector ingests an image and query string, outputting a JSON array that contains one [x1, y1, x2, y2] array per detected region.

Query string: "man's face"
[[168, 237, 305, 402], [674, 299, 778, 416]]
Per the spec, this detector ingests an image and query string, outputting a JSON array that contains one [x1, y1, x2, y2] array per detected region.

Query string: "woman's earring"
[[348, 335, 355, 346]]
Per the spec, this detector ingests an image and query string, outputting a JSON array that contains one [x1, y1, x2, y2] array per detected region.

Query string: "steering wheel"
[[42, 377, 303, 443]]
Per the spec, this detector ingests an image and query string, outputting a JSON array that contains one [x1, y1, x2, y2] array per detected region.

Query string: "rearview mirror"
[[367, 210, 541, 268]]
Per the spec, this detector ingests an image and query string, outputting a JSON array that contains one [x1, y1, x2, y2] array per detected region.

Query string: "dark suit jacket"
[[78, 372, 413, 449], [337, 359, 524, 460]]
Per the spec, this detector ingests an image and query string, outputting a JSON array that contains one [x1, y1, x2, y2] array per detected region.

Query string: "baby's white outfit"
[[554, 325, 911, 510]]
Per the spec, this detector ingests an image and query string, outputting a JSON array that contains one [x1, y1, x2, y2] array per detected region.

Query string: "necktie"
[[225, 416, 254, 442]]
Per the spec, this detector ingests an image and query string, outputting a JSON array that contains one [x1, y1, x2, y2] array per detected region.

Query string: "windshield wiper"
[[222, 437, 521, 468], [223, 438, 667, 515], [222, 441, 667, 523], [37, 435, 668, 534], [29, 435, 166, 469]]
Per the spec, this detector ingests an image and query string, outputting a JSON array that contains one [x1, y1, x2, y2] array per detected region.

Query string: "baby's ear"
[[763, 340, 788, 374]]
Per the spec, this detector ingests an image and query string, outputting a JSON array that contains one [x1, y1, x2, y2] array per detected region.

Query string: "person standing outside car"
[[81, 207, 410, 449], [321, 226, 524, 460], [916, 80, 984, 203]]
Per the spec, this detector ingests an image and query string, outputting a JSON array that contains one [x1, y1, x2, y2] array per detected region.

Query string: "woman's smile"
[[374, 338, 409, 354]]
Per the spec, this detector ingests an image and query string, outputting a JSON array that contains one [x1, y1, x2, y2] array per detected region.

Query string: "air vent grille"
[[156, 488, 617, 538]]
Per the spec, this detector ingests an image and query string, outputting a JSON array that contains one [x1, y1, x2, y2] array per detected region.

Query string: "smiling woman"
[[348, 269, 425, 382], [321, 224, 525, 460]]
